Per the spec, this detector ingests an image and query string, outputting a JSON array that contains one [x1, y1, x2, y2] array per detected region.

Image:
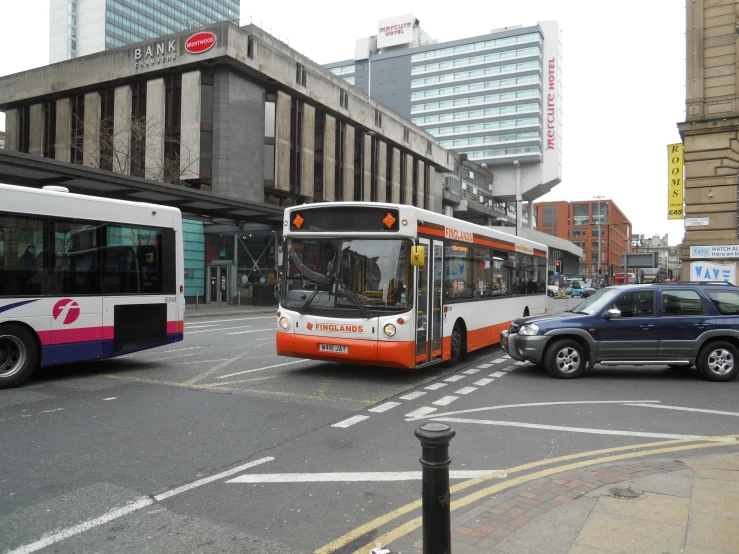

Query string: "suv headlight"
[[519, 324, 539, 336]]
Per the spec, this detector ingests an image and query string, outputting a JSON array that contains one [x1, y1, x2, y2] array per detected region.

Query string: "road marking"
[[332, 415, 370, 428], [182, 323, 222, 329], [8, 457, 274, 554], [368, 402, 401, 413], [433, 396, 458, 406], [463, 369, 480, 375], [349, 439, 739, 554], [473, 378, 494, 386], [153, 457, 274, 501], [501, 367, 515, 372], [256, 337, 276, 341], [431, 417, 724, 441], [514, 361, 526, 366], [317, 435, 739, 554], [625, 403, 739, 418], [186, 325, 254, 334], [405, 406, 437, 418], [227, 329, 276, 335], [183, 350, 257, 385], [444, 375, 465, 382], [425, 383, 447, 390], [492, 358, 506, 363], [185, 316, 275, 325], [163, 346, 202, 353], [502, 355, 511, 359], [405, 400, 664, 421], [217, 359, 308, 379], [399, 391, 426, 401], [490, 371, 507, 377], [477, 363, 493, 369], [228, 470, 506, 484], [455, 387, 477, 395], [170, 359, 229, 365]]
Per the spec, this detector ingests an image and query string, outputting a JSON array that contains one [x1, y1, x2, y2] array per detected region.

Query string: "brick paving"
[[450, 458, 688, 550]]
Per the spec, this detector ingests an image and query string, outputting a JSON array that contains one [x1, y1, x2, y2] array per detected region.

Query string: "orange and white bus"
[[276, 203, 547, 368]]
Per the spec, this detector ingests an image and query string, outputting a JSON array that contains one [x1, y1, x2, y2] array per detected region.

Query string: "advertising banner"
[[690, 261, 736, 285], [690, 245, 739, 258], [377, 15, 414, 48], [667, 143, 684, 220]]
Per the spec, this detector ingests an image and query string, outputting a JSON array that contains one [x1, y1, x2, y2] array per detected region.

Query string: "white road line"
[[425, 383, 447, 390], [430, 417, 727, 441], [170, 359, 229, 365], [153, 457, 274, 501], [406, 400, 663, 421], [227, 329, 276, 335], [514, 361, 526, 366], [228, 470, 506, 484], [163, 346, 202, 353], [8, 457, 274, 554], [463, 369, 481, 375], [444, 375, 465, 382], [368, 402, 401, 413], [625, 403, 739, 418], [433, 396, 459, 406], [501, 367, 515, 372], [405, 406, 437, 418], [492, 358, 506, 363], [477, 363, 493, 369], [182, 323, 222, 329], [186, 325, 254, 334], [185, 316, 276, 325], [400, 391, 426, 400], [256, 337, 276, 341], [217, 359, 308, 379], [490, 371, 507, 377], [455, 387, 477, 395], [503, 355, 511, 359], [332, 415, 370, 428], [474, 378, 494, 386]]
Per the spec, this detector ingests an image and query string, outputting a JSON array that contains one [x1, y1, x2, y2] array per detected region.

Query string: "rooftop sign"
[[377, 14, 414, 49]]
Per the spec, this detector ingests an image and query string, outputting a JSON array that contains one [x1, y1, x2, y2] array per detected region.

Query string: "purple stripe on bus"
[[0, 299, 39, 315]]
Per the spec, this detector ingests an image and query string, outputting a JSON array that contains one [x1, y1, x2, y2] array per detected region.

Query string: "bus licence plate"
[[320, 344, 348, 353]]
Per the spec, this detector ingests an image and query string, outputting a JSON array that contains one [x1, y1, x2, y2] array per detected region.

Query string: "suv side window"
[[611, 290, 655, 318], [661, 289, 708, 317], [706, 290, 739, 315]]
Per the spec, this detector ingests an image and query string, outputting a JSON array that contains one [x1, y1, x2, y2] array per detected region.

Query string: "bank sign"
[[690, 245, 739, 259], [133, 31, 217, 70]]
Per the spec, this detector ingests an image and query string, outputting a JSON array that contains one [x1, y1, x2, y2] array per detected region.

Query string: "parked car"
[[547, 285, 560, 297], [500, 282, 739, 381], [581, 285, 597, 298], [567, 281, 585, 297]]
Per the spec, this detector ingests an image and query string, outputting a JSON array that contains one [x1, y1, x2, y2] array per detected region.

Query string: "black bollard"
[[415, 422, 456, 554]]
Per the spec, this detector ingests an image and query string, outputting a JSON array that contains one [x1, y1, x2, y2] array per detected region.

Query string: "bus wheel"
[[0, 325, 39, 389], [450, 325, 465, 364]]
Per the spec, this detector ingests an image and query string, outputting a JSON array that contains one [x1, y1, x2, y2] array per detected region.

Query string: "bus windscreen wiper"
[[334, 276, 372, 319]]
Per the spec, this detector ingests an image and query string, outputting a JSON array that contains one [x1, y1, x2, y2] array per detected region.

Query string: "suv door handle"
[[640, 324, 654, 330], [695, 323, 709, 329]]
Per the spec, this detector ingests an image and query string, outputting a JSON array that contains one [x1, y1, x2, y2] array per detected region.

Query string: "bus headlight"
[[519, 324, 539, 336], [279, 317, 290, 329], [383, 323, 397, 337]]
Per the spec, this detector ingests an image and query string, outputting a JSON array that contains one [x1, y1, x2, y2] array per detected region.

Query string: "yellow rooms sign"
[[668, 143, 684, 220]]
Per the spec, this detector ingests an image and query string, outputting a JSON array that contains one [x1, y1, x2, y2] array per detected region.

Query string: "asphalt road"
[[1, 297, 738, 553]]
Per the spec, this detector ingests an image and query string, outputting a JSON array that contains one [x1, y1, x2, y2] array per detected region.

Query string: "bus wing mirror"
[[410, 245, 426, 267]]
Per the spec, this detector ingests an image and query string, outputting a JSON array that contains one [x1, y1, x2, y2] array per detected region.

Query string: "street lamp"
[[593, 195, 605, 281]]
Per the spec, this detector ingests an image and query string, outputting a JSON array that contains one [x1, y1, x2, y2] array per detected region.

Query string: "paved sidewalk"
[[442, 453, 739, 554], [184, 304, 276, 319]]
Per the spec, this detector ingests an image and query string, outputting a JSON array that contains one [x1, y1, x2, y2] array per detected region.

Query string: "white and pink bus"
[[0, 183, 185, 388], [276, 203, 547, 368]]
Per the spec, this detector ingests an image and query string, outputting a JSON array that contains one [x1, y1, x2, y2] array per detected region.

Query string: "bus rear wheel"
[[0, 325, 38, 389], [449, 325, 465, 365]]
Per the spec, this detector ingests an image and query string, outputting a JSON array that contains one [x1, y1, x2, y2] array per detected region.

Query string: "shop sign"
[[690, 261, 736, 285], [685, 217, 709, 227], [134, 39, 178, 70], [377, 14, 414, 48], [690, 245, 739, 258], [667, 143, 684, 220], [185, 32, 217, 54]]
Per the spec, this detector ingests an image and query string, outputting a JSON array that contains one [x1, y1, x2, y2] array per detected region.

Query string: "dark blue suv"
[[501, 283, 739, 382]]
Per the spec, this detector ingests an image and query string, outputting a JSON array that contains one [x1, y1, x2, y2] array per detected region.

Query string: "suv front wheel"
[[697, 341, 739, 382], [544, 339, 586, 379]]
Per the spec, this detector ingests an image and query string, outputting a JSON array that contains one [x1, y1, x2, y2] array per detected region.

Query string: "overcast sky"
[[1, 1, 686, 244]]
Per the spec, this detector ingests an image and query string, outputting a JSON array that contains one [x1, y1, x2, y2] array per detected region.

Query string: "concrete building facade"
[[49, 0, 240, 63], [2, 22, 451, 302], [631, 234, 682, 279], [535, 199, 632, 280], [678, 1, 739, 282]]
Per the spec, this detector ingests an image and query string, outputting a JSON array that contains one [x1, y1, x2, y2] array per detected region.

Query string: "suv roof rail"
[[663, 281, 738, 286]]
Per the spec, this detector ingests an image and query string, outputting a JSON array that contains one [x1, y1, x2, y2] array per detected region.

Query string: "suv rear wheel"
[[544, 339, 586, 379], [697, 341, 739, 382]]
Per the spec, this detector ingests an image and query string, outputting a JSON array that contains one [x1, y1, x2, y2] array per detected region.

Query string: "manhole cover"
[[609, 486, 641, 499]]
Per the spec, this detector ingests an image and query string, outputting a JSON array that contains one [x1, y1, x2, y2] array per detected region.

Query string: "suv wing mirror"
[[604, 308, 621, 319]]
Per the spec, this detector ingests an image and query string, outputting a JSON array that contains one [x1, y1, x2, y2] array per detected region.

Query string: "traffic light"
[[598, 265, 603, 276], [555, 261, 561, 273]]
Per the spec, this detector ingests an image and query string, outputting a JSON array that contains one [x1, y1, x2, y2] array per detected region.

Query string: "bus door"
[[415, 238, 443, 366]]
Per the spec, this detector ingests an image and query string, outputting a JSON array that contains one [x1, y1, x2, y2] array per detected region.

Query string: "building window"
[[264, 93, 276, 185], [340, 89, 349, 109], [247, 36, 254, 59], [163, 75, 182, 183], [130, 81, 147, 178], [70, 96, 84, 165], [542, 206, 557, 228], [99, 88, 115, 171], [296, 63, 306, 87], [43, 101, 56, 159], [403, 126, 410, 142], [374, 109, 382, 128], [573, 204, 589, 226]]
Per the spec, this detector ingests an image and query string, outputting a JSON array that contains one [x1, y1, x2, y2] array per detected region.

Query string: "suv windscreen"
[[706, 290, 739, 315], [569, 288, 620, 315]]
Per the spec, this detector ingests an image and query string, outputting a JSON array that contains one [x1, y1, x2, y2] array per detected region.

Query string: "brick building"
[[535, 199, 632, 280]]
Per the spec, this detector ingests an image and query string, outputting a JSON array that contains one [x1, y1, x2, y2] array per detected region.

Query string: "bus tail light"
[[180, 285, 184, 292], [383, 323, 397, 337]]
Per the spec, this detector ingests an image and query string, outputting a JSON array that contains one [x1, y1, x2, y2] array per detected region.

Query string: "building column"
[[362, 134, 372, 201], [146, 78, 165, 180], [29, 104, 45, 156], [83, 92, 101, 167], [415, 159, 425, 208], [113, 85, 132, 174], [275, 90, 291, 192], [180, 70, 201, 180], [391, 147, 401, 203], [376, 140, 387, 203], [4, 108, 19, 151], [301, 102, 315, 198], [403, 153, 413, 205], [322, 114, 336, 201], [426, 165, 436, 211], [55, 98, 71, 162], [527, 200, 534, 228], [343, 124, 355, 201]]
